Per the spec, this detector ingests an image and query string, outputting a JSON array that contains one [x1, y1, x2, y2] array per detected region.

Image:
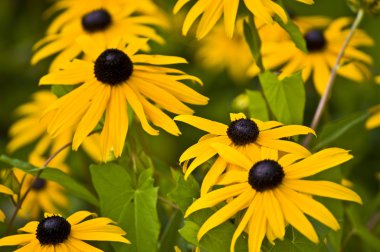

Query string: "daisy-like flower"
[[13, 154, 69, 219], [366, 104, 380, 129], [0, 184, 14, 222], [173, 0, 314, 39], [248, 17, 374, 94], [196, 20, 253, 82], [39, 36, 208, 161], [0, 211, 130, 251], [175, 113, 314, 194], [7, 90, 102, 162], [185, 145, 361, 252], [33, 0, 166, 71]]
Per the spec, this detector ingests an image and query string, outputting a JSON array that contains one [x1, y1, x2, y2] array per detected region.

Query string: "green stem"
[[303, 9, 365, 147], [5, 142, 72, 235]]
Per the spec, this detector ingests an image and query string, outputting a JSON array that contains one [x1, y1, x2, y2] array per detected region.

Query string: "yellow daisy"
[[39, 36, 208, 161], [7, 90, 102, 162], [185, 146, 361, 252], [196, 20, 253, 82], [366, 105, 380, 129], [0, 184, 14, 222], [13, 154, 69, 219], [248, 16, 374, 94], [173, 0, 314, 39], [33, 0, 166, 71], [0, 211, 130, 251], [175, 113, 314, 194]]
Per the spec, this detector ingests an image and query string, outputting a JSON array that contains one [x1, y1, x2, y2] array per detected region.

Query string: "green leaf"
[[0, 155, 98, 206], [243, 17, 264, 71], [179, 209, 248, 252], [259, 71, 305, 125], [51, 85, 75, 98], [314, 111, 370, 150], [90, 163, 160, 252], [158, 209, 183, 252], [273, 17, 307, 53], [246, 90, 269, 121], [168, 169, 199, 213]]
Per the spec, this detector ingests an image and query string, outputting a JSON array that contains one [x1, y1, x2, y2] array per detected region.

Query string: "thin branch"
[[303, 9, 365, 147], [6, 141, 72, 234], [158, 195, 180, 210]]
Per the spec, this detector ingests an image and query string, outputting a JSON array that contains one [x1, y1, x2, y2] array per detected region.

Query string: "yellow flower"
[[175, 113, 314, 194], [249, 16, 374, 94], [33, 0, 166, 71], [196, 20, 253, 82], [185, 146, 361, 252], [7, 90, 102, 162], [0, 211, 130, 251], [39, 36, 208, 161], [0, 184, 14, 222], [174, 0, 314, 39], [375, 75, 380, 84], [13, 154, 69, 219]]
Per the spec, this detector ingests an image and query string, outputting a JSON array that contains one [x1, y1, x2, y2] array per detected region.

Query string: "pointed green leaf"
[[243, 17, 264, 71], [246, 90, 269, 121], [90, 163, 160, 252], [259, 71, 305, 125]]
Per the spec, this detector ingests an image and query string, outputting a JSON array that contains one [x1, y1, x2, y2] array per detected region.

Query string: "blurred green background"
[[0, 0, 379, 251]]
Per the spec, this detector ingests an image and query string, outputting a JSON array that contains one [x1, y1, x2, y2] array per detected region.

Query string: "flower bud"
[[347, 0, 380, 14]]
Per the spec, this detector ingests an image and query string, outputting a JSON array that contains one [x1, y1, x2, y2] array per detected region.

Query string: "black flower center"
[[31, 178, 47, 191], [36, 216, 71, 245], [94, 49, 133, 85], [304, 30, 327, 52], [82, 9, 112, 33], [248, 160, 284, 192], [227, 118, 259, 146]]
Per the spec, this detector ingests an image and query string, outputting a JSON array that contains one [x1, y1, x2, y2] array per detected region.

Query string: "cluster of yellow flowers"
[[0, 0, 378, 251]]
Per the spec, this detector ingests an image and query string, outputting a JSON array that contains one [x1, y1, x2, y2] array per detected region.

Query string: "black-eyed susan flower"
[[196, 20, 253, 82], [13, 154, 69, 219], [39, 36, 208, 161], [33, 0, 166, 71], [366, 104, 380, 129], [0, 211, 130, 251], [185, 145, 361, 252], [174, 0, 314, 39], [175, 113, 314, 194], [0, 184, 14, 222], [248, 16, 374, 94], [7, 90, 102, 162]]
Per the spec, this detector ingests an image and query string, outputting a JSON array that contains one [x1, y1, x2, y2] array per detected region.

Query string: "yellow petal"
[[259, 125, 315, 139], [285, 148, 352, 179], [174, 115, 228, 135], [185, 183, 250, 217], [198, 190, 254, 240], [210, 143, 252, 170], [284, 179, 362, 204]]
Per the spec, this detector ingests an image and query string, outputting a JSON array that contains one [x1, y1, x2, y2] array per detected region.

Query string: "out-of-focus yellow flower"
[[0, 211, 130, 251], [366, 105, 380, 129], [0, 185, 14, 222], [249, 16, 374, 95], [196, 20, 253, 82], [185, 147, 361, 252], [33, 0, 167, 71], [174, 0, 314, 39], [7, 90, 103, 162]]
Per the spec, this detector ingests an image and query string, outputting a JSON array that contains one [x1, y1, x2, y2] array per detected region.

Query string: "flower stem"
[[5, 142, 72, 235], [303, 9, 365, 147]]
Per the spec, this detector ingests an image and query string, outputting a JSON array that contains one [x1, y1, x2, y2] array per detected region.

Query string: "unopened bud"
[[347, 0, 380, 14]]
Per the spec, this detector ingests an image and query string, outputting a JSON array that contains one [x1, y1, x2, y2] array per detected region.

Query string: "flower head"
[[39, 36, 208, 161], [0, 211, 130, 251], [175, 113, 314, 194], [185, 146, 361, 252], [33, 0, 166, 71], [0, 184, 14, 222], [248, 16, 374, 94], [174, 0, 314, 39]]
